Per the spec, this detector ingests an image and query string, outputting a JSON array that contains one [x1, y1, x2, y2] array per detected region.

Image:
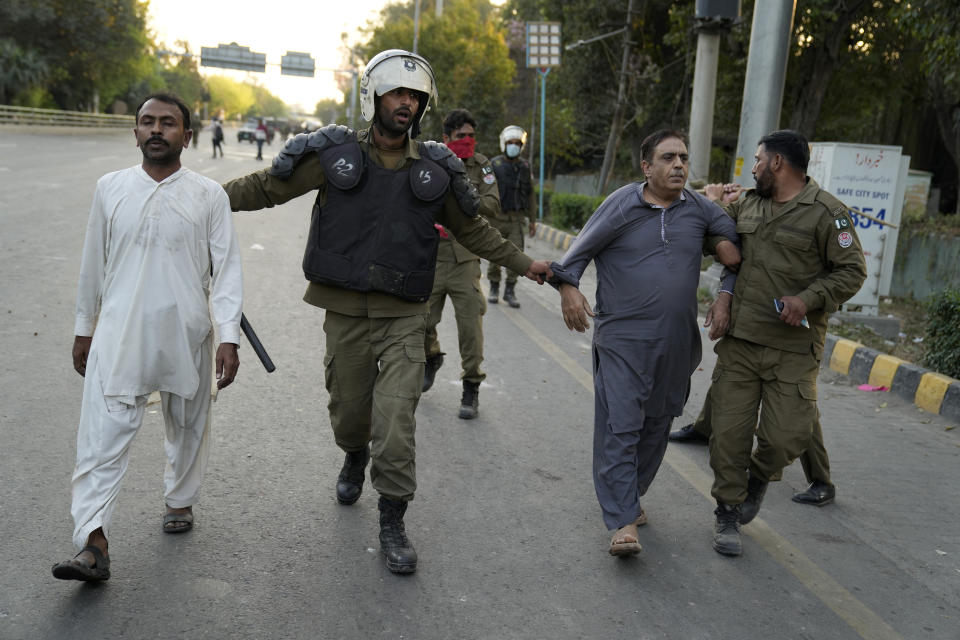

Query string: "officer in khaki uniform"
[[222, 50, 552, 574], [421, 109, 500, 420], [488, 125, 537, 307], [669, 380, 836, 505], [702, 130, 866, 557]]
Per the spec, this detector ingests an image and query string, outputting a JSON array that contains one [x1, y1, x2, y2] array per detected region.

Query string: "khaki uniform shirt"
[[438, 152, 501, 264], [720, 178, 867, 358], [223, 129, 533, 318]]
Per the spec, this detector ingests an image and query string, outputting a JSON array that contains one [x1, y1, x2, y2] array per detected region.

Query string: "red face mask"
[[446, 136, 476, 159]]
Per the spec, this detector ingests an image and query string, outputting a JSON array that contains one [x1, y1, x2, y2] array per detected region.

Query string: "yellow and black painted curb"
[[534, 221, 576, 253], [533, 222, 960, 423], [823, 335, 959, 421]]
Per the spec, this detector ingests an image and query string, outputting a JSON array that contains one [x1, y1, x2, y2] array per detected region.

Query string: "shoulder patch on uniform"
[[837, 231, 854, 248]]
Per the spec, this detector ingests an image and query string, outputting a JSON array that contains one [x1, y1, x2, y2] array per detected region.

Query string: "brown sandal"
[[609, 523, 642, 556]]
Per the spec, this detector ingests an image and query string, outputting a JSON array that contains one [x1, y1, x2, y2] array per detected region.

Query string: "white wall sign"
[[807, 142, 907, 314]]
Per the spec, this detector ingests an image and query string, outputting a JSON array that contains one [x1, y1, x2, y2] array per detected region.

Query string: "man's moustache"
[[145, 137, 168, 146]]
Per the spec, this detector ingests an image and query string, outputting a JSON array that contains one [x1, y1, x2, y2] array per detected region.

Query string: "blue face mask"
[[505, 143, 522, 158]]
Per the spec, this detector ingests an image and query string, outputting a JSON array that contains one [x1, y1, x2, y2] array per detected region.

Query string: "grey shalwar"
[[550, 183, 738, 530]]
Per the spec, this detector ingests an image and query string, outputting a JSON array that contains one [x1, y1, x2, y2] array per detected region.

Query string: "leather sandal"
[[52, 545, 110, 581], [163, 506, 194, 533], [609, 523, 642, 556]]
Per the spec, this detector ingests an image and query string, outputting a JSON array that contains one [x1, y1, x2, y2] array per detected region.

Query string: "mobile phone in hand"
[[774, 298, 809, 328]]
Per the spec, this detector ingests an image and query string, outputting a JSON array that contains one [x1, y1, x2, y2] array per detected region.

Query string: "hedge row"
[[534, 187, 605, 232], [922, 288, 960, 378]]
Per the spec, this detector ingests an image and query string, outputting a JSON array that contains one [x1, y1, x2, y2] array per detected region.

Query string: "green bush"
[[921, 288, 960, 378], [549, 192, 606, 232], [533, 185, 553, 219]]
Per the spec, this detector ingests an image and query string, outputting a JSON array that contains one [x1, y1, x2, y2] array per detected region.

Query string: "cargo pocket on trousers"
[[323, 352, 339, 402], [389, 344, 426, 400], [797, 381, 817, 402]]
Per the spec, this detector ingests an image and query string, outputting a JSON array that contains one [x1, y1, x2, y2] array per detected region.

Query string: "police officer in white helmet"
[[223, 50, 553, 574], [489, 125, 537, 307]]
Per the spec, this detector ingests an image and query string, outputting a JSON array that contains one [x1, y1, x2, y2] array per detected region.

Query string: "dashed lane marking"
[[495, 294, 905, 640]]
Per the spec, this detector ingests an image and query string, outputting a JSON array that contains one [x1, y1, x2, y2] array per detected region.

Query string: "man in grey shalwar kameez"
[[549, 130, 739, 556]]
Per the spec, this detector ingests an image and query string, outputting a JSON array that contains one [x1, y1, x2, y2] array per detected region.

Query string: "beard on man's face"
[[754, 166, 775, 198], [376, 104, 414, 137]]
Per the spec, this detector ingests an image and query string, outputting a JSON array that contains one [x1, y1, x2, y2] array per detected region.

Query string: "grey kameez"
[[550, 183, 738, 529]]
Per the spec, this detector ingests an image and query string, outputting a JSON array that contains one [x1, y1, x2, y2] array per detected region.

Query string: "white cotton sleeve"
[[74, 181, 107, 337]]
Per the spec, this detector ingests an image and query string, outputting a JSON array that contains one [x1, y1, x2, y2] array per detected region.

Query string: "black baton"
[[240, 313, 276, 373]]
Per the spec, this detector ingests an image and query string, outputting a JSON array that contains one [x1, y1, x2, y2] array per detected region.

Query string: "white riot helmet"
[[499, 125, 528, 152], [359, 49, 438, 139]]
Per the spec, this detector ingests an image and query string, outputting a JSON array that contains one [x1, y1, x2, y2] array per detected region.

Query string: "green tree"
[[355, 0, 515, 153], [206, 76, 256, 121], [501, 0, 696, 181], [157, 43, 207, 110], [0, 0, 154, 111], [897, 0, 960, 214], [249, 84, 288, 118], [315, 98, 348, 126], [0, 38, 50, 104]]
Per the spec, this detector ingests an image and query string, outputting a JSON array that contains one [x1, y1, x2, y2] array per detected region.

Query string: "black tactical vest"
[[301, 140, 450, 302], [492, 155, 532, 213]]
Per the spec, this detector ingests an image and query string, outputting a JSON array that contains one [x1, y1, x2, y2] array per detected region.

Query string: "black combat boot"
[[335, 446, 370, 505], [378, 496, 417, 574], [422, 353, 444, 392], [487, 281, 500, 304], [502, 282, 521, 308], [712, 501, 742, 556], [458, 380, 480, 419], [739, 471, 769, 524], [792, 480, 836, 506]]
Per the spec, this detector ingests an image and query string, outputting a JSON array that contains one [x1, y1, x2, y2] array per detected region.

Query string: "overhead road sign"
[[200, 43, 266, 72], [281, 51, 316, 77]]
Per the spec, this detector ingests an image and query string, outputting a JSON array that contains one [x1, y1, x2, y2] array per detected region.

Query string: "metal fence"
[[0, 105, 134, 127]]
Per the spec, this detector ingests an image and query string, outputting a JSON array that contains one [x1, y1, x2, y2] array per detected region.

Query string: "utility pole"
[[413, 0, 422, 53], [687, 1, 740, 186], [731, 1, 796, 187], [596, 0, 635, 196]]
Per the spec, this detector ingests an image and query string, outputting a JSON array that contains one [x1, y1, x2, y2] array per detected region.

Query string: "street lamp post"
[[525, 22, 562, 220]]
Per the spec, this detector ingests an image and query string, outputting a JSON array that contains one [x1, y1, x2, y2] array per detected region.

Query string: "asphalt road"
[[1, 127, 958, 640]]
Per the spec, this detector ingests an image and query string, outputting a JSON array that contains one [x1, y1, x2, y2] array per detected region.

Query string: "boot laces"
[[714, 505, 740, 532]]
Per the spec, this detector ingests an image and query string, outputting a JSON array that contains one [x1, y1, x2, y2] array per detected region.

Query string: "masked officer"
[[222, 50, 553, 574], [422, 109, 500, 420], [703, 130, 866, 557], [488, 125, 537, 308]]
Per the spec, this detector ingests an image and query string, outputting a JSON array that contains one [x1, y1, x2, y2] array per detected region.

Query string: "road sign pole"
[[538, 67, 550, 221]]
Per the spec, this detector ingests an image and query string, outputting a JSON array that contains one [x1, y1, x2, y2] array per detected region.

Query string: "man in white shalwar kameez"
[[52, 93, 243, 582]]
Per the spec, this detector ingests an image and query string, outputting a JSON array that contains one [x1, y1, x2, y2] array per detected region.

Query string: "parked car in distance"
[[237, 117, 275, 144]]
